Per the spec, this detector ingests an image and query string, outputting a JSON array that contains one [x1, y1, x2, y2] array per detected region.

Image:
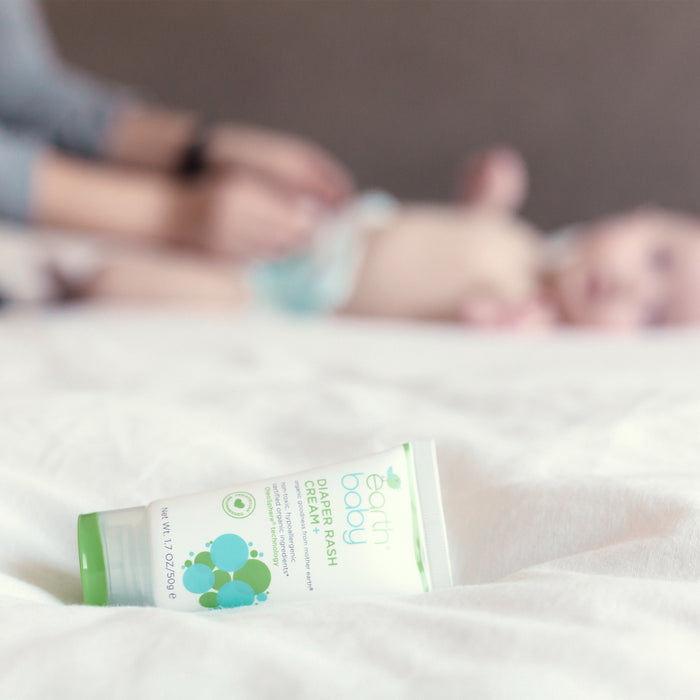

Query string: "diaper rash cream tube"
[[78, 441, 452, 611]]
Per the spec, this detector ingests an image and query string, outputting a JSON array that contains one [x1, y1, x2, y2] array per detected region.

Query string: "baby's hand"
[[458, 294, 554, 331]]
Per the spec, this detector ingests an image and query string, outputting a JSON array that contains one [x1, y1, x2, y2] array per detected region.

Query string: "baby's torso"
[[345, 204, 544, 321]]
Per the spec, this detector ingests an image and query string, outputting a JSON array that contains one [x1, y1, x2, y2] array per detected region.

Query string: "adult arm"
[[0, 0, 353, 200], [32, 150, 321, 261]]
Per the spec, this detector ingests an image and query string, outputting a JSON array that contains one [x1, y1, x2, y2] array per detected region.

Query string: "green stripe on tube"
[[77, 512, 108, 605]]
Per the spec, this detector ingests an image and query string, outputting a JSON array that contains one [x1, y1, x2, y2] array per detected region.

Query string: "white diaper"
[[248, 190, 399, 314]]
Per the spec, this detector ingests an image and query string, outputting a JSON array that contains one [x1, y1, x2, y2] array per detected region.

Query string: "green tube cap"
[[77, 512, 108, 605]]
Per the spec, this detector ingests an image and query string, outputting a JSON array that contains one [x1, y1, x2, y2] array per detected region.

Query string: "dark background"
[[43, 0, 700, 230]]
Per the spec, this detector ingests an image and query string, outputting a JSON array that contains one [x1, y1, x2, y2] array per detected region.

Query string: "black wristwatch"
[[177, 127, 209, 179]]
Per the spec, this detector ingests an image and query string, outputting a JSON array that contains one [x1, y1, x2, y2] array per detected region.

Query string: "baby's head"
[[547, 209, 700, 330]]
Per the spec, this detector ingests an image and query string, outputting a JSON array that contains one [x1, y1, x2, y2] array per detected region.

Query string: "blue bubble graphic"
[[182, 563, 215, 594], [217, 580, 255, 608], [210, 534, 249, 572], [256, 593, 268, 602]]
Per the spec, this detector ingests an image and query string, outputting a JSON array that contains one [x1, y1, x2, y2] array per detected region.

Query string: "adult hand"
[[181, 170, 324, 261], [206, 124, 354, 206]]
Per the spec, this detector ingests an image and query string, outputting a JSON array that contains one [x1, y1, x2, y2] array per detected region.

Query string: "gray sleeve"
[[0, 124, 45, 222], [0, 0, 131, 160]]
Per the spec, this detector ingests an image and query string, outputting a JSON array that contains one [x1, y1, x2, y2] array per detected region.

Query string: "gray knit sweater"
[[0, 0, 126, 221]]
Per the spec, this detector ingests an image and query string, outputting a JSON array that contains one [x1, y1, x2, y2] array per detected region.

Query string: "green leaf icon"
[[234, 498, 245, 509]]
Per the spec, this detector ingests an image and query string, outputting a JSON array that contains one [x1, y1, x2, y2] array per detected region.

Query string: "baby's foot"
[[455, 146, 529, 213]]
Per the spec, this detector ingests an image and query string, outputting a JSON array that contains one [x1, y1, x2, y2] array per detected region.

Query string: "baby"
[[4, 148, 700, 331], [282, 148, 700, 331]]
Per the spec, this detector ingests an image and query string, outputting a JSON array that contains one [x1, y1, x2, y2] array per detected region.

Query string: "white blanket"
[[2, 307, 700, 699]]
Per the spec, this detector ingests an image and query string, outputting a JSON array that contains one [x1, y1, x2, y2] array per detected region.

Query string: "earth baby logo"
[[182, 533, 271, 609]]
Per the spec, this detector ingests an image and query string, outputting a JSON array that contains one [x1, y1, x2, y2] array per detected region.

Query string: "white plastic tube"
[[78, 441, 452, 611]]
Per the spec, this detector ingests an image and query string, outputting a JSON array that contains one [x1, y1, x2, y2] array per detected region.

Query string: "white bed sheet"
[[1, 307, 700, 699]]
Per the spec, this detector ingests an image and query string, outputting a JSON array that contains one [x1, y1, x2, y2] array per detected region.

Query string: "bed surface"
[[2, 307, 700, 699]]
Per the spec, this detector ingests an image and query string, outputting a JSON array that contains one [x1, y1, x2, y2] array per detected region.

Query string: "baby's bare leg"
[[88, 246, 249, 307]]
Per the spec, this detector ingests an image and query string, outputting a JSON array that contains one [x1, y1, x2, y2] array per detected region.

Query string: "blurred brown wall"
[[43, 0, 700, 230]]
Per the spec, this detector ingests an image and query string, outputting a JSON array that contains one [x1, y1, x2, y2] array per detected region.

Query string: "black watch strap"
[[177, 128, 209, 179]]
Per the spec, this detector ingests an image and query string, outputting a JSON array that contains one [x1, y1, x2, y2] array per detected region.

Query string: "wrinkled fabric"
[[1, 307, 700, 699]]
